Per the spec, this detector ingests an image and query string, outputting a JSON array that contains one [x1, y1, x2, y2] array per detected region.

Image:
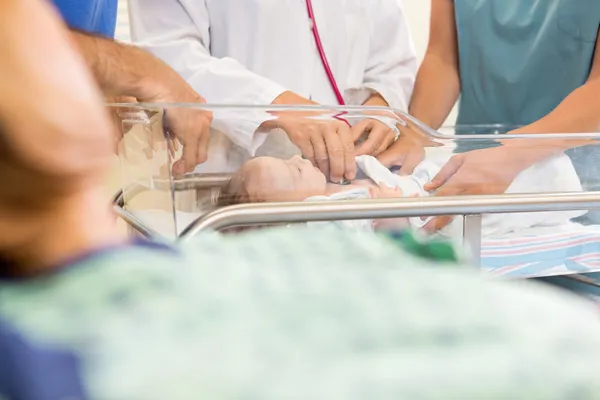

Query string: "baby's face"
[[243, 155, 327, 202]]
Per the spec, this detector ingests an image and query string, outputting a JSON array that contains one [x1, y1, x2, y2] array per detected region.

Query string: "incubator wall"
[[113, 103, 600, 279]]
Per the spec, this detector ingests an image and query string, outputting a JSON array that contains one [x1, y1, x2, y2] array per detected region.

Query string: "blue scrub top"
[[454, 0, 600, 127], [51, 0, 118, 38]]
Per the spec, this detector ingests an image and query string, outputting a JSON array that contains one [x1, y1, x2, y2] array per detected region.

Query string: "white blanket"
[[306, 154, 585, 237]]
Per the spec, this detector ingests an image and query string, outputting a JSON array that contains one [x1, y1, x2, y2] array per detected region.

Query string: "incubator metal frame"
[[111, 103, 600, 271], [114, 188, 600, 267]]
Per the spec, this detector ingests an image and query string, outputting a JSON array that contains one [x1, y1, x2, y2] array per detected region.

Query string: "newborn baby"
[[217, 155, 435, 232], [218, 154, 585, 237]]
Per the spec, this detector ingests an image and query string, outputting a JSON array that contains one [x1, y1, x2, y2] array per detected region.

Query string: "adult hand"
[[352, 119, 396, 157], [377, 131, 425, 175], [70, 31, 214, 176], [277, 117, 356, 183], [145, 86, 213, 176], [422, 146, 534, 232]]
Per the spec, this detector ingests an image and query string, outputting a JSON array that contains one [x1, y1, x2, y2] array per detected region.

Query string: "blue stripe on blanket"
[[481, 234, 600, 278]]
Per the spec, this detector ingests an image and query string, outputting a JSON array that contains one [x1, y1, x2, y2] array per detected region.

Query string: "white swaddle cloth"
[[306, 154, 584, 238], [305, 156, 454, 234]]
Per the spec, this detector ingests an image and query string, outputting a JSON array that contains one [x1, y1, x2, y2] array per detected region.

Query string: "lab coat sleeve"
[[127, 0, 286, 154], [347, 0, 417, 111]]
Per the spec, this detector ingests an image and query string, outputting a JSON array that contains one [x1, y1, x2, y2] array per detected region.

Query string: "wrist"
[[271, 91, 315, 106], [497, 141, 558, 171], [112, 43, 188, 103], [363, 92, 388, 107]]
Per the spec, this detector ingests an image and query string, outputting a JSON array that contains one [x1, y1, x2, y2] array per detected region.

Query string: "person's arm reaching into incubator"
[[70, 31, 212, 175], [422, 30, 600, 232], [271, 0, 417, 178], [508, 30, 600, 136], [128, 0, 400, 183], [377, 0, 459, 173], [351, 0, 418, 157], [128, 0, 359, 182], [407, 0, 460, 130]]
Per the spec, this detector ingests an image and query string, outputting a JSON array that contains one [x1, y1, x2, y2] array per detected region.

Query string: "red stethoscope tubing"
[[305, 0, 346, 106]]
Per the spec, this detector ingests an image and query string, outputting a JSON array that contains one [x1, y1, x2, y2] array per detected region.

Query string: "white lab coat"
[[128, 0, 417, 172]]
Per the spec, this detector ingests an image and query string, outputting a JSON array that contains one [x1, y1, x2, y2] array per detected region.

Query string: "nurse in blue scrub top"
[[51, 0, 118, 37], [379, 0, 600, 216]]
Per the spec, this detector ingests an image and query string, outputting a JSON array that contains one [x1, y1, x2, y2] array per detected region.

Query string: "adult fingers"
[[195, 110, 212, 165], [180, 134, 200, 173], [167, 136, 176, 160], [351, 119, 371, 142], [423, 215, 455, 233], [371, 128, 395, 157], [173, 109, 213, 172], [355, 122, 387, 156], [172, 159, 186, 177], [336, 122, 356, 180], [424, 155, 464, 192], [422, 181, 464, 232], [377, 140, 408, 168], [293, 133, 316, 167], [323, 127, 345, 183], [310, 130, 330, 180], [423, 180, 465, 233], [397, 144, 424, 176]]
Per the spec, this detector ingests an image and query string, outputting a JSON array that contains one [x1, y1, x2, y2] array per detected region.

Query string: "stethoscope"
[[306, 0, 354, 185], [305, 0, 346, 106]]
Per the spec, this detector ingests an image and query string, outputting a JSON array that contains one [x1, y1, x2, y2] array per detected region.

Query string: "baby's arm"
[[368, 184, 404, 199], [368, 184, 414, 231]]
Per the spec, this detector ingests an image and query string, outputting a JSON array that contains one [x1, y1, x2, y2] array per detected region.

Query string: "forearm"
[[506, 79, 600, 156], [408, 54, 460, 130], [270, 90, 315, 106], [512, 80, 600, 136], [70, 30, 180, 101], [363, 93, 389, 107]]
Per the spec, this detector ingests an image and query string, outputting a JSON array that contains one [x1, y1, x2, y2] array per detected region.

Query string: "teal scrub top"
[[453, 0, 600, 225], [454, 0, 600, 127]]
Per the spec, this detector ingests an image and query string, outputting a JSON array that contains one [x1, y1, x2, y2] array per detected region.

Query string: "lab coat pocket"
[[344, 14, 369, 88], [557, 0, 600, 43]]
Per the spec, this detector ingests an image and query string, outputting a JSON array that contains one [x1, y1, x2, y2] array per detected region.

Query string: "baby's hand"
[[369, 183, 404, 199]]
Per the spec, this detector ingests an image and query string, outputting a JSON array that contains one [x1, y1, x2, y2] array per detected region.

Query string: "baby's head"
[[217, 155, 328, 206]]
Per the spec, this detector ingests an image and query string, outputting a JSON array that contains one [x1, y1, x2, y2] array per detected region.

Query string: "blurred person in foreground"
[[2, 2, 600, 399]]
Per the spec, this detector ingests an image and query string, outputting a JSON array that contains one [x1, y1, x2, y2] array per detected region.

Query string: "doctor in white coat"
[[128, 0, 416, 183]]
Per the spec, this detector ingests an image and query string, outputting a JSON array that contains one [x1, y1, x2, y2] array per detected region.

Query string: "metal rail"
[[113, 204, 161, 239], [180, 191, 600, 239], [152, 173, 231, 192]]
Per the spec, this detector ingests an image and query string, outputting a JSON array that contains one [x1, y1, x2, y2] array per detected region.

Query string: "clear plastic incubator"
[[112, 103, 600, 285]]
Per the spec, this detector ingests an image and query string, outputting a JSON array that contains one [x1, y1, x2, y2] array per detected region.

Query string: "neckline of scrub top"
[[0, 239, 178, 282]]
